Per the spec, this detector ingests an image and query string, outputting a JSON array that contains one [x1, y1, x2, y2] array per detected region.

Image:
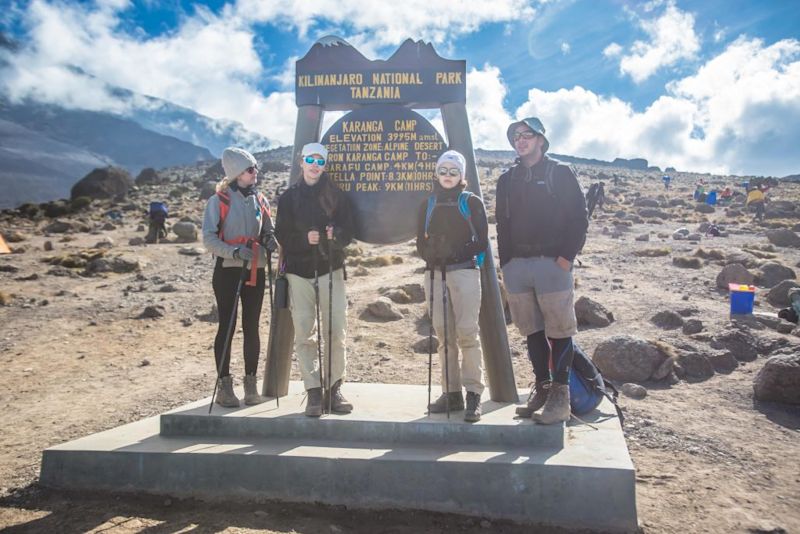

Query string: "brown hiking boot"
[[515, 380, 551, 418], [533, 383, 570, 425], [327, 380, 353, 413], [215, 375, 240, 408], [428, 391, 464, 413], [243, 374, 267, 405], [464, 391, 482, 423], [305, 387, 323, 417]]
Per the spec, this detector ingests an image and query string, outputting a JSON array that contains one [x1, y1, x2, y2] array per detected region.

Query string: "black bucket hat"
[[506, 117, 549, 153]]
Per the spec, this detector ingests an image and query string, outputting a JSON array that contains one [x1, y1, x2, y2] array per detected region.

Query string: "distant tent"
[[0, 234, 10, 254]]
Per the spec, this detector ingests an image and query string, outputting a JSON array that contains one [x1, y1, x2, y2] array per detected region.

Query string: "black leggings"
[[212, 264, 265, 377], [526, 330, 574, 385]]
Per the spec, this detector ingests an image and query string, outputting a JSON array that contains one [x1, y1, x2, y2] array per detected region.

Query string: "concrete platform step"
[[161, 382, 564, 448]]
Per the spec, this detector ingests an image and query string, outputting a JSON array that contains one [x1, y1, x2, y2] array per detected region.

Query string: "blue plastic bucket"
[[729, 284, 755, 315]]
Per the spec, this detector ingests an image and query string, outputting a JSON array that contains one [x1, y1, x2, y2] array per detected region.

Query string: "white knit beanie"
[[222, 147, 257, 180], [436, 150, 466, 176]]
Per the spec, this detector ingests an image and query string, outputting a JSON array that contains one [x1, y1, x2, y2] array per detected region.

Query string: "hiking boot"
[[428, 391, 464, 413], [464, 391, 481, 423], [243, 374, 267, 405], [305, 387, 323, 417], [533, 383, 570, 425], [327, 380, 353, 414], [215, 376, 240, 408], [515, 380, 551, 418]]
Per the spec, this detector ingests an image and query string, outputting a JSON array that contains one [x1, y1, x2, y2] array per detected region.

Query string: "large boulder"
[[70, 167, 134, 201], [366, 297, 403, 321], [676, 352, 715, 382], [765, 229, 800, 248], [135, 168, 161, 186], [753, 352, 800, 404], [766, 280, 800, 307], [651, 310, 684, 330], [694, 203, 715, 214], [592, 336, 667, 382], [574, 296, 615, 327], [756, 262, 796, 289], [638, 208, 670, 219], [710, 328, 760, 362], [716, 263, 755, 290], [172, 222, 198, 243]]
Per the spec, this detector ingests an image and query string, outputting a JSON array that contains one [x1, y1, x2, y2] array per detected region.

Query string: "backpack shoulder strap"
[[256, 192, 271, 218], [216, 190, 231, 239], [457, 191, 478, 236], [424, 194, 437, 237], [544, 158, 558, 198]]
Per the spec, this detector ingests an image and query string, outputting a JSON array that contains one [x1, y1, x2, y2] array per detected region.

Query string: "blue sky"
[[1, 0, 799, 176]]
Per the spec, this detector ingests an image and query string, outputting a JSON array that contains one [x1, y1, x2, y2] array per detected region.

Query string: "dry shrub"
[[673, 256, 703, 268], [633, 248, 671, 257], [349, 255, 404, 267], [0, 291, 11, 306], [43, 248, 106, 269], [694, 248, 725, 260]]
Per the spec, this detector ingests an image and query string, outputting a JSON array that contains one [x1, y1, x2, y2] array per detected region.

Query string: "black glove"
[[232, 246, 254, 262], [259, 232, 278, 254]]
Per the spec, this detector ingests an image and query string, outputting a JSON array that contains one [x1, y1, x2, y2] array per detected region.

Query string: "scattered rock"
[[44, 220, 88, 234], [71, 166, 134, 200], [677, 352, 715, 382], [708, 351, 738, 373], [196, 305, 219, 323], [102, 222, 116, 231], [366, 297, 404, 320], [412, 336, 439, 353], [138, 305, 165, 319], [384, 289, 412, 304], [172, 222, 198, 243], [694, 203, 715, 214], [651, 310, 684, 330], [0, 264, 19, 273], [159, 284, 178, 293], [2, 230, 28, 242], [756, 262, 796, 288], [682, 319, 704, 335], [43, 241, 54, 251], [129, 237, 146, 246], [86, 256, 141, 274], [765, 229, 800, 248], [766, 280, 800, 307], [575, 296, 615, 327], [178, 246, 205, 256], [672, 256, 702, 269], [710, 329, 760, 362], [139, 358, 151, 367], [135, 168, 161, 186], [638, 208, 670, 219], [753, 353, 800, 404], [716, 263, 755, 290], [686, 233, 703, 241], [592, 336, 667, 382], [621, 383, 647, 399], [635, 233, 650, 242], [199, 181, 218, 201], [94, 237, 114, 249], [352, 266, 370, 277]]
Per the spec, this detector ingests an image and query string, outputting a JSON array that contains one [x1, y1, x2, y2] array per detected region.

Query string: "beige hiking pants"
[[287, 269, 347, 390], [423, 268, 485, 395]]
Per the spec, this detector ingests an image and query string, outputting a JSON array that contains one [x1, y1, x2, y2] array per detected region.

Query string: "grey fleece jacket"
[[202, 188, 271, 269]]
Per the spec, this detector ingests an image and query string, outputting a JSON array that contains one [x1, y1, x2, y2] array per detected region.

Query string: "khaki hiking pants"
[[424, 268, 485, 395], [287, 269, 347, 390]]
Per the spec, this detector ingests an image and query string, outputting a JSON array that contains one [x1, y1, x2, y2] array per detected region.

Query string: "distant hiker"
[[202, 147, 274, 408], [746, 185, 766, 222], [586, 181, 605, 218], [694, 182, 706, 202], [416, 150, 489, 422], [145, 202, 168, 244], [496, 117, 588, 424], [274, 143, 355, 417], [662, 174, 671, 190], [720, 186, 733, 203]]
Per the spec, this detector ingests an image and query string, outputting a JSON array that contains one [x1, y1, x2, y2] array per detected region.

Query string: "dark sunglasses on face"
[[246, 166, 258, 174], [437, 167, 461, 177], [304, 156, 326, 166], [512, 131, 537, 141]]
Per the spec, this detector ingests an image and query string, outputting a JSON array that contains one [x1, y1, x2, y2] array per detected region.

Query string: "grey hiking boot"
[[327, 380, 353, 413], [243, 374, 267, 405], [428, 391, 464, 413], [305, 387, 323, 417], [464, 391, 481, 423], [533, 383, 570, 425], [215, 375, 240, 408], [515, 380, 551, 418]]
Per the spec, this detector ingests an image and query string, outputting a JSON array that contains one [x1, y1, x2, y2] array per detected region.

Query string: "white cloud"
[[560, 41, 571, 55], [613, 1, 701, 83], [603, 42, 622, 58], [511, 37, 800, 176], [464, 65, 513, 150]]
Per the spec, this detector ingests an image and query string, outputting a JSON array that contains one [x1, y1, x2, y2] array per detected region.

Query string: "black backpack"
[[569, 342, 623, 422]]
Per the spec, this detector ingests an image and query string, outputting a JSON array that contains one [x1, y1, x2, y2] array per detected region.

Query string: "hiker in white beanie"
[[416, 149, 489, 422], [274, 141, 356, 417], [202, 147, 275, 408]]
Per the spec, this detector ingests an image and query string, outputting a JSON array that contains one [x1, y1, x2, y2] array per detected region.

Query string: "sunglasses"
[[246, 166, 258, 174], [437, 167, 462, 177], [304, 156, 326, 166], [512, 131, 537, 141]]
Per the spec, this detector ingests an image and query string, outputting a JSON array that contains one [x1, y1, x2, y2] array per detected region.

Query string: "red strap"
[[216, 191, 231, 241]]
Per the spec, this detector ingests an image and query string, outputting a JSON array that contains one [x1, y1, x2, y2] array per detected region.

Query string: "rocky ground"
[[0, 158, 799, 533]]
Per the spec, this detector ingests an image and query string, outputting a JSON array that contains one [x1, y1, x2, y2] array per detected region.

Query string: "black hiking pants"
[[212, 263, 265, 377], [526, 330, 574, 385]]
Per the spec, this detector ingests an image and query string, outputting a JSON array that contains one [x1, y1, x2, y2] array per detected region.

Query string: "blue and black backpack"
[[569, 343, 623, 422], [424, 191, 485, 267]]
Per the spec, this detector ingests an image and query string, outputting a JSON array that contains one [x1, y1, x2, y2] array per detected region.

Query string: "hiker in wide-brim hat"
[[274, 142, 356, 417], [416, 149, 489, 422], [495, 117, 588, 424], [202, 147, 275, 408]]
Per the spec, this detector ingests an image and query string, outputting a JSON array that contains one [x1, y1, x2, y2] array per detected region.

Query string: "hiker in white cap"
[[274, 142, 356, 417], [202, 147, 275, 408], [416, 149, 489, 422]]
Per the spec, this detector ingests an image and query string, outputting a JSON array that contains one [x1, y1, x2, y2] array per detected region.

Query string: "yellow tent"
[[0, 234, 11, 254]]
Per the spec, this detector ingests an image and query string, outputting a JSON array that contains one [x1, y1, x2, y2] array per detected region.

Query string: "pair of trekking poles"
[[312, 226, 335, 416], [208, 239, 277, 414], [427, 263, 452, 419]]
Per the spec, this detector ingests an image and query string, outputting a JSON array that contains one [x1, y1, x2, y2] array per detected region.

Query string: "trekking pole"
[[441, 264, 450, 419], [209, 261, 249, 414], [313, 238, 325, 410], [326, 229, 334, 415], [266, 249, 278, 408], [427, 267, 434, 417]]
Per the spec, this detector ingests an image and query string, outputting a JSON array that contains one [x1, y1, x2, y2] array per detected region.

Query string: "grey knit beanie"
[[222, 147, 257, 180]]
